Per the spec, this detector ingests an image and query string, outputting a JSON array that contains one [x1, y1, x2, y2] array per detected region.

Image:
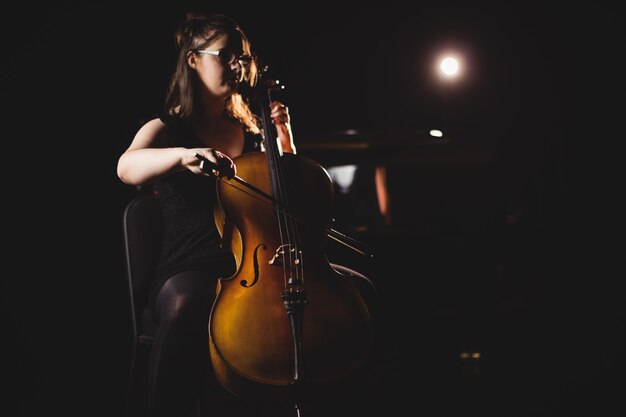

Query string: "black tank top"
[[149, 115, 262, 315]]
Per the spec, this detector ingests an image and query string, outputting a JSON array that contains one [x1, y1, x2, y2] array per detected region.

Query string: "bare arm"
[[117, 118, 234, 185]]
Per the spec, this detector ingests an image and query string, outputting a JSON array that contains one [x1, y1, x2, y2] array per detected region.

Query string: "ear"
[[187, 51, 197, 69]]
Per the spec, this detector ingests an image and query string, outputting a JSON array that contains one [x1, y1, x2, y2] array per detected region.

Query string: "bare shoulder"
[[129, 117, 170, 149], [136, 117, 168, 139]]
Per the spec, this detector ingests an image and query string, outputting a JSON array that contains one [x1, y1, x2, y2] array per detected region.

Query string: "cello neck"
[[255, 69, 289, 208]]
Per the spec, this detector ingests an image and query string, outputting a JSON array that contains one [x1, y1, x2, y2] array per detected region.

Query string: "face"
[[188, 32, 247, 99]]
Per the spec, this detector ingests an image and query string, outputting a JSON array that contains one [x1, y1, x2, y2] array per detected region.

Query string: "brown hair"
[[164, 12, 260, 134]]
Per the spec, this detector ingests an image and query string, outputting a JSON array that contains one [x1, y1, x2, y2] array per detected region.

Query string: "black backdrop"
[[1, 1, 623, 416]]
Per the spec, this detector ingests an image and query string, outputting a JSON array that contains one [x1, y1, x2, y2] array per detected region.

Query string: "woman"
[[118, 11, 378, 417], [117, 11, 295, 417]]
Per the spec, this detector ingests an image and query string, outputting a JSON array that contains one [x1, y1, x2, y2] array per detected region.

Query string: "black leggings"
[[148, 270, 216, 417]]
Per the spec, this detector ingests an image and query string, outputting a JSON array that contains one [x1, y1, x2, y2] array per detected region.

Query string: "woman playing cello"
[[117, 11, 376, 417]]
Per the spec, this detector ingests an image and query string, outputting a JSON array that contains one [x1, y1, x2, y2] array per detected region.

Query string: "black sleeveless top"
[[149, 115, 263, 315]]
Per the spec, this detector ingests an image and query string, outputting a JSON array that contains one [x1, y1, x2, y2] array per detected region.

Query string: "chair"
[[122, 191, 163, 417], [122, 192, 239, 417], [121, 191, 380, 417]]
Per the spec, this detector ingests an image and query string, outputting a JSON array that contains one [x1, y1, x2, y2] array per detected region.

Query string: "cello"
[[206, 65, 374, 404]]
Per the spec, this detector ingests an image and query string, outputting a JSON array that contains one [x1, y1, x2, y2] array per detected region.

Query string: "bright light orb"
[[440, 57, 459, 77]]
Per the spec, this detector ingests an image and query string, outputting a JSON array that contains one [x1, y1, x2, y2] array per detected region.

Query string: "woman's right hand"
[[185, 148, 236, 179]]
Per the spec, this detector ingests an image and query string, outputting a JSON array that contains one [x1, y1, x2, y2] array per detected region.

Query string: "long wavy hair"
[[164, 12, 261, 134]]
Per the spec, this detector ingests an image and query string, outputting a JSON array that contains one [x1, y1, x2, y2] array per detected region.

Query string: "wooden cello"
[[207, 67, 373, 403]]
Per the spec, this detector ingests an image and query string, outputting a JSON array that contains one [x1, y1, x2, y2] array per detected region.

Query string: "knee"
[[157, 291, 211, 328]]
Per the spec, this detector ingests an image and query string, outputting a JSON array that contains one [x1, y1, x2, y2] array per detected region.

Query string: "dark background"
[[1, 1, 623, 416]]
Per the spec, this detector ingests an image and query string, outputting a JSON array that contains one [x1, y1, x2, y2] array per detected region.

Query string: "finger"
[[210, 148, 221, 163], [271, 114, 289, 124], [271, 108, 288, 116], [271, 106, 289, 119], [196, 153, 216, 174], [215, 154, 236, 179], [270, 101, 287, 113]]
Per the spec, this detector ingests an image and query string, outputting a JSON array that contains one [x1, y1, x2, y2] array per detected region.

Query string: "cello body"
[[209, 151, 373, 400]]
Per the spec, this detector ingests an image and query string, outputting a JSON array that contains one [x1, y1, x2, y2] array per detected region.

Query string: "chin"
[[223, 79, 237, 90]]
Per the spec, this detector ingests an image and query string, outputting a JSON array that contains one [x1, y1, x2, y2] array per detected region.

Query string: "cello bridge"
[[268, 244, 301, 268]]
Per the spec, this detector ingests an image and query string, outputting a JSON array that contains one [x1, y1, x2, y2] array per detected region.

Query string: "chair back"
[[122, 192, 163, 341]]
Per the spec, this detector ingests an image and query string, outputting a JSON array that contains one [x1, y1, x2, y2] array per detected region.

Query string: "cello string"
[[216, 177, 371, 256], [266, 82, 305, 288], [258, 75, 297, 289]]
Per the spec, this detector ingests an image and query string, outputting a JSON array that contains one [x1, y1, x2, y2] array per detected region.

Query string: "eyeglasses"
[[195, 49, 253, 66]]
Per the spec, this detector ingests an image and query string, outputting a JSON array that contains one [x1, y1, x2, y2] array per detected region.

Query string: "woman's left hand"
[[270, 101, 290, 125], [270, 101, 296, 153]]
